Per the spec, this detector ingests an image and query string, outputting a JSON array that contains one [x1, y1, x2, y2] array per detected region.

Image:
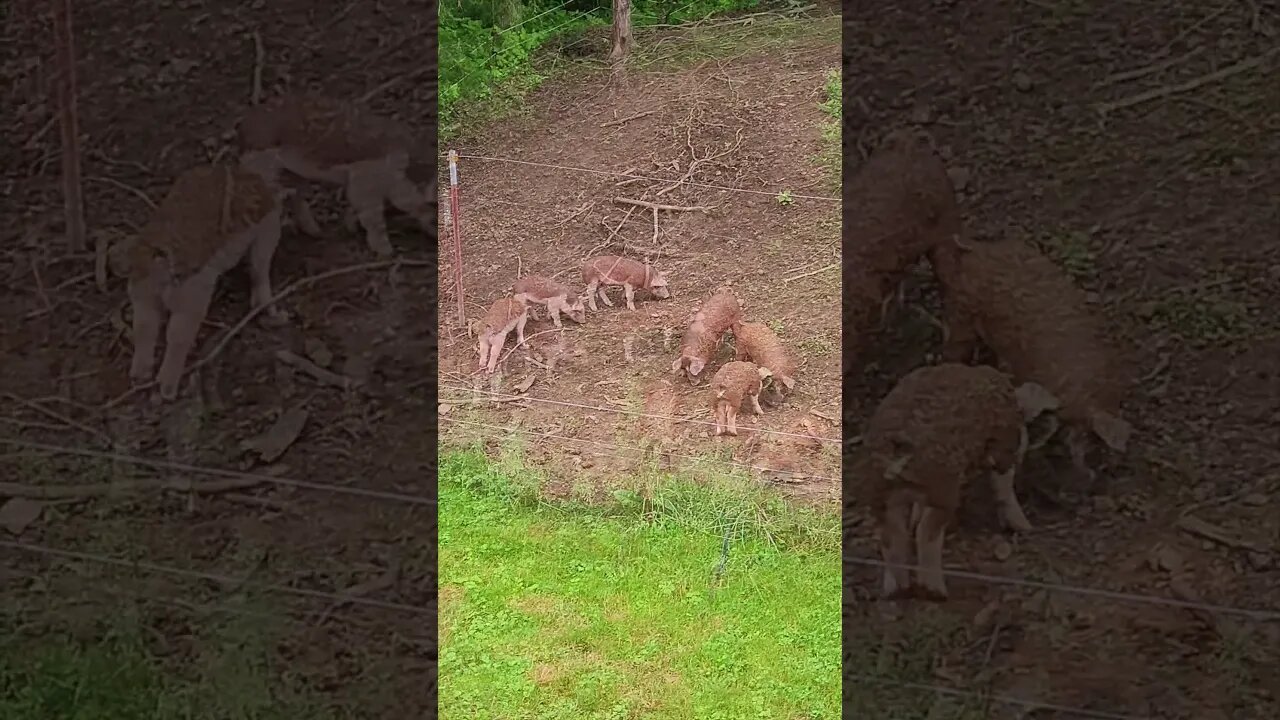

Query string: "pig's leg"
[[248, 211, 289, 327], [726, 403, 739, 436], [940, 302, 980, 364], [127, 277, 165, 385], [289, 191, 324, 238], [585, 280, 601, 311], [385, 175, 433, 234], [155, 274, 216, 401], [623, 283, 637, 311], [346, 167, 395, 257], [879, 495, 914, 598], [914, 507, 950, 600], [749, 392, 764, 416], [713, 401, 726, 436], [598, 283, 615, 307], [477, 336, 491, 371], [992, 465, 1033, 532], [548, 301, 563, 329], [515, 313, 528, 347], [485, 330, 509, 373]]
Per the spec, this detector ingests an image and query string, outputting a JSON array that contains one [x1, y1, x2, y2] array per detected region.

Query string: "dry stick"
[[103, 259, 427, 408], [1093, 46, 1205, 88], [600, 110, 655, 127], [613, 196, 714, 212], [85, 176, 155, 208], [781, 262, 837, 283], [585, 206, 637, 258], [0, 475, 262, 501], [249, 31, 265, 105], [359, 65, 430, 104], [1096, 48, 1279, 114], [51, 0, 86, 254], [1, 393, 110, 445], [274, 350, 356, 390], [488, 328, 563, 374]]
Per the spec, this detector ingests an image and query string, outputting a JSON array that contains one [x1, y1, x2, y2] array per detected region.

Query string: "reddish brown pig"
[[731, 321, 798, 406], [671, 290, 742, 381], [475, 297, 528, 374], [512, 275, 586, 327], [581, 255, 671, 311], [709, 360, 772, 437]]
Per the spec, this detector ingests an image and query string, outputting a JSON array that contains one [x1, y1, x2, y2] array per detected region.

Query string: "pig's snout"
[[652, 285, 671, 299]]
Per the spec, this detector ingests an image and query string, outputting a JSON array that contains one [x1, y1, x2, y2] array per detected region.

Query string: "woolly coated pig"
[[928, 235, 1132, 482], [709, 360, 771, 437], [855, 363, 1042, 600], [671, 290, 742, 380], [731, 321, 797, 406], [581, 255, 670, 311], [512, 275, 586, 327], [476, 297, 529, 374]]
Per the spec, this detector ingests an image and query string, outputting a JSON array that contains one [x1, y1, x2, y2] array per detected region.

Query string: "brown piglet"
[[512, 275, 586, 327], [731, 321, 798, 405], [709, 360, 772, 436], [119, 155, 287, 401], [581, 255, 671, 311], [476, 297, 529, 374], [854, 363, 1044, 600], [671, 290, 742, 381]]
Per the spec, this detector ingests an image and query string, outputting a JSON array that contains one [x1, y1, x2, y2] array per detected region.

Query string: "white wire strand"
[[438, 384, 842, 444], [454, 153, 841, 202], [440, 415, 841, 483], [0, 438, 437, 506], [848, 674, 1153, 720]]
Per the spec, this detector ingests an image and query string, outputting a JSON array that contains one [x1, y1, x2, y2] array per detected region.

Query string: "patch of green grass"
[[1144, 285, 1255, 347], [438, 448, 840, 719], [816, 68, 840, 188], [1036, 228, 1095, 282]]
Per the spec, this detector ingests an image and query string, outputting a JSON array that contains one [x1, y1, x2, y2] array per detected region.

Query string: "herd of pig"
[[476, 256, 799, 437], [116, 93, 435, 401], [846, 128, 1135, 601]]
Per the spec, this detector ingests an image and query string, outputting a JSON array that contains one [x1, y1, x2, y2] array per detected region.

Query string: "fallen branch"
[[52, 0, 86, 253], [1093, 46, 1205, 88], [104, 259, 428, 408], [782, 262, 837, 283], [0, 475, 262, 500], [600, 110, 655, 127], [275, 350, 357, 389], [2, 393, 109, 445], [249, 31, 265, 104], [85, 176, 156, 208], [1096, 48, 1279, 115], [614, 197, 714, 212]]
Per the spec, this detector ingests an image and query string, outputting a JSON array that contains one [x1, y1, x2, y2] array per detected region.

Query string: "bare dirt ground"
[[438, 15, 843, 505], [2, 1, 438, 714], [843, 2, 1280, 718]]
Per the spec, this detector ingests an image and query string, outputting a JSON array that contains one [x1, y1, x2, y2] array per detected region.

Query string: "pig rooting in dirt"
[[580, 255, 671, 312], [512, 275, 586, 327], [928, 235, 1133, 483], [121, 157, 287, 402], [709, 360, 772, 437], [854, 363, 1044, 601], [476, 297, 529, 374], [671, 290, 742, 381], [731, 321, 798, 406]]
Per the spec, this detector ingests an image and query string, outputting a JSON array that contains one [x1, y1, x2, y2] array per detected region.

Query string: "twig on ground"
[[614, 197, 714, 212], [30, 260, 52, 314], [2, 393, 109, 445], [808, 409, 837, 423], [275, 350, 358, 390], [781, 262, 837, 283], [0, 474, 262, 500], [1093, 46, 1205, 88], [311, 561, 401, 627], [85, 176, 156, 208], [600, 110, 655, 127], [103, 259, 427, 408], [359, 65, 430, 104], [1095, 48, 1279, 114], [249, 31, 265, 105]]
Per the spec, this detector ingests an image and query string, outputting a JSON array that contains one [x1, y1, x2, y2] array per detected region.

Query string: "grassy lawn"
[[437, 449, 841, 720]]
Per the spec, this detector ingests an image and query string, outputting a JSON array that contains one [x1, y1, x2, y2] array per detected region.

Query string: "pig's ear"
[[670, 356, 685, 373], [689, 358, 706, 376], [780, 375, 795, 390], [757, 366, 773, 380]]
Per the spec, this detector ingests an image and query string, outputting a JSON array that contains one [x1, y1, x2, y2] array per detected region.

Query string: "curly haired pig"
[[853, 363, 1043, 600], [731, 321, 798, 406], [475, 297, 528, 374], [512, 275, 586, 328], [581, 255, 671, 311], [928, 235, 1132, 482], [671, 290, 742, 381], [709, 360, 772, 437], [844, 127, 962, 337]]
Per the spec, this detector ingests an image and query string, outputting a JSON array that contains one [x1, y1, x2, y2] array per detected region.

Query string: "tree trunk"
[[609, 0, 633, 63], [51, 0, 87, 255]]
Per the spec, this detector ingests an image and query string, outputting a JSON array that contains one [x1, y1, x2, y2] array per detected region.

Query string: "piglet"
[[671, 290, 741, 381], [476, 297, 529, 374], [710, 360, 772, 436], [512, 275, 586, 328], [581, 255, 671, 311], [731, 321, 798, 405], [120, 155, 287, 401]]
